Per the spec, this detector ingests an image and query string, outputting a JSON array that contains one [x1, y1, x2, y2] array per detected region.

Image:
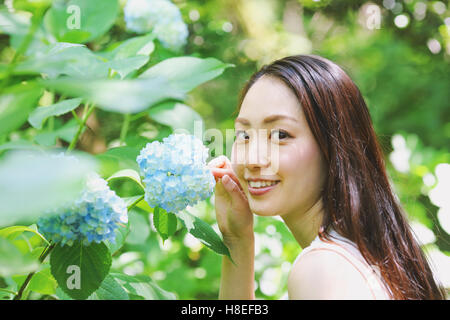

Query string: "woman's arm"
[[219, 236, 255, 300], [208, 156, 255, 300]]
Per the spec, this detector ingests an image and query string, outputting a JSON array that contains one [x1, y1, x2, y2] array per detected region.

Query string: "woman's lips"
[[248, 181, 280, 196]]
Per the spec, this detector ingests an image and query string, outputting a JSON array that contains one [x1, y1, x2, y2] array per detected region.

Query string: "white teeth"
[[248, 180, 279, 188]]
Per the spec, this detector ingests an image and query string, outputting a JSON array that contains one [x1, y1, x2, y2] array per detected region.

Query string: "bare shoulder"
[[287, 248, 375, 300]]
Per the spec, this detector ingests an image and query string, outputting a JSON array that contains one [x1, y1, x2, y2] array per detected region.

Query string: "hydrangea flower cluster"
[[37, 173, 128, 247], [137, 133, 216, 214], [124, 0, 189, 51]]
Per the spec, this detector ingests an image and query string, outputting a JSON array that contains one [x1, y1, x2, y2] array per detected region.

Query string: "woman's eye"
[[271, 129, 290, 141], [235, 130, 249, 141]]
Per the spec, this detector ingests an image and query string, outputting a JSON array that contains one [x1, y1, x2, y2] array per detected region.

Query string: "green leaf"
[[107, 169, 144, 190], [97, 34, 155, 79], [105, 222, 129, 256], [34, 119, 79, 146], [148, 101, 204, 135], [15, 43, 109, 79], [41, 76, 184, 114], [126, 210, 150, 245], [28, 98, 83, 129], [153, 207, 178, 242], [0, 151, 97, 227], [177, 209, 231, 257], [0, 83, 43, 137], [139, 56, 234, 92], [44, 0, 119, 44], [96, 146, 141, 171], [0, 140, 43, 153], [88, 274, 129, 300], [100, 34, 155, 60], [50, 241, 112, 300], [13, 265, 57, 295], [111, 273, 176, 300], [41, 56, 233, 114], [106, 56, 150, 79], [123, 195, 145, 209], [0, 225, 49, 245], [0, 9, 29, 35], [0, 237, 39, 277]]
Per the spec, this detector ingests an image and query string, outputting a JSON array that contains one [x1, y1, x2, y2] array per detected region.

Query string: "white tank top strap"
[[293, 230, 392, 300]]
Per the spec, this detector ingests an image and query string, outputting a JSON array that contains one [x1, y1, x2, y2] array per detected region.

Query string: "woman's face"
[[232, 75, 327, 218]]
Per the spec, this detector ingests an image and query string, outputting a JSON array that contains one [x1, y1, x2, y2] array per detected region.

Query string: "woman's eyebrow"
[[235, 114, 299, 125]]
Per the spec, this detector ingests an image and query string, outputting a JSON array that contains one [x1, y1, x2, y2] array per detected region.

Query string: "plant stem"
[[67, 103, 95, 153], [0, 288, 17, 296], [13, 242, 55, 300], [119, 113, 131, 146], [71, 110, 82, 125]]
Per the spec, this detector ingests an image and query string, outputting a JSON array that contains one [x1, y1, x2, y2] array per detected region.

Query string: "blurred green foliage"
[[0, 0, 449, 299]]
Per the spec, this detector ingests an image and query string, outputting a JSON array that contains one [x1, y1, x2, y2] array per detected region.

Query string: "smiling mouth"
[[247, 180, 280, 188], [247, 180, 280, 196]]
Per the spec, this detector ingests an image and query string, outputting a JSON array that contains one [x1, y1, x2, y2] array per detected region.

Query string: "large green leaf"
[[28, 97, 83, 129], [139, 56, 234, 92], [0, 140, 43, 153], [107, 169, 144, 191], [105, 56, 150, 79], [44, 0, 119, 43], [97, 34, 155, 79], [0, 83, 43, 137], [88, 274, 129, 300], [153, 207, 177, 242], [105, 222, 130, 256], [111, 273, 176, 300], [50, 241, 112, 300], [96, 146, 141, 171], [41, 76, 184, 114], [34, 118, 78, 146], [41, 56, 233, 114], [0, 9, 29, 35], [13, 265, 57, 296], [101, 34, 155, 60], [0, 237, 39, 277], [177, 209, 231, 258], [0, 151, 97, 226], [15, 43, 109, 79], [126, 210, 150, 245], [148, 101, 204, 135], [0, 225, 48, 245]]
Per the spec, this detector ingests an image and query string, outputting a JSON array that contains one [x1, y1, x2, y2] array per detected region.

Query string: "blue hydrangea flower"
[[37, 173, 128, 247], [124, 0, 189, 51], [137, 133, 215, 214]]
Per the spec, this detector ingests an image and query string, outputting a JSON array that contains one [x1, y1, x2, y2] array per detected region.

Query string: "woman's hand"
[[208, 155, 254, 245]]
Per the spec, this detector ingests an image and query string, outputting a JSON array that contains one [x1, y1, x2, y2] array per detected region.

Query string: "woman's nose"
[[246, 139, 270, 168], [232, 130, 280, 175], [246, 131, 270, 169]]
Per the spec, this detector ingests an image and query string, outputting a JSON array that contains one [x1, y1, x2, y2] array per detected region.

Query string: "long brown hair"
[[236, 54, 446, 300]]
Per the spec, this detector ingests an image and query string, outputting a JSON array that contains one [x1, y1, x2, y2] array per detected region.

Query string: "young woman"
[[208, 55, 446, 300]]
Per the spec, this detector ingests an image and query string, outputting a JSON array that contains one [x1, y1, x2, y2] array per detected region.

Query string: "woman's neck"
[[280, 197, 324, 249]]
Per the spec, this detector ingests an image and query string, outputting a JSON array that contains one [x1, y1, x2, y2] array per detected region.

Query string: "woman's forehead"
[[238, 76, 303, 123]]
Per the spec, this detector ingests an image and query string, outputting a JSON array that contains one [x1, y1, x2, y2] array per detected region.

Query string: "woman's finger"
[[207, 155, 227, 169], [211, 167, 242, 188], [222, 174, 249, 204]]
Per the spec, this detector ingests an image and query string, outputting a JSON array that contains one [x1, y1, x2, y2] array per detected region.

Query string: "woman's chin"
[[249, 205, 278, 217]]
